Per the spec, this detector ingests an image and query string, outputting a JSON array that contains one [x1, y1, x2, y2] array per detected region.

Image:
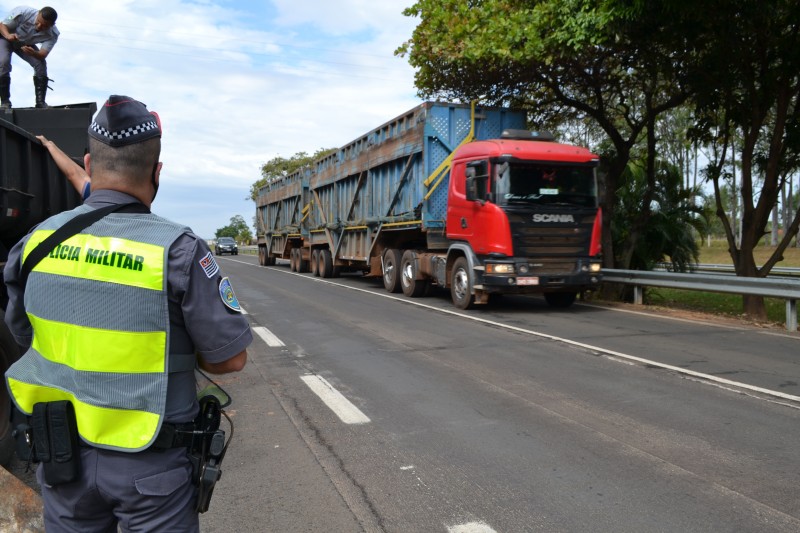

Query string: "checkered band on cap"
[[90, 119, 159, 144], [88, 95, 162, 148]]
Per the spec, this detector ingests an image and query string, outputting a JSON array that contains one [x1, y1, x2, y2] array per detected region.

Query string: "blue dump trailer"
[[0, 103, 96, 465], [256, 101, 602, 310]]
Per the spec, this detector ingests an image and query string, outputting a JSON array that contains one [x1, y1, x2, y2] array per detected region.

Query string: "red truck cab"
[[445, 129, 602, 308]]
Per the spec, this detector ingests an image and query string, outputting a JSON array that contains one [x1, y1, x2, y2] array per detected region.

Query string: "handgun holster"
[[31, 401, 81, 485]]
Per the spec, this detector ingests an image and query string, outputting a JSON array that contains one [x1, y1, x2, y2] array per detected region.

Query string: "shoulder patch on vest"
[[219, 277, 241, 312], [200, 251, 219, 279]]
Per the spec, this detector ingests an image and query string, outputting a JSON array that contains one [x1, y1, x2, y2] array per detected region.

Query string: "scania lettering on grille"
[[532, 214, 575, 223]]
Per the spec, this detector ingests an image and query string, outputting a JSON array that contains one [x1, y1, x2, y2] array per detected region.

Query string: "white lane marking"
[[448, 523, 497, 533], [300, 374, 371, 425], [233, 260, 800, 406], [253, 326, 285, 347], [240, 307, 248, 315]]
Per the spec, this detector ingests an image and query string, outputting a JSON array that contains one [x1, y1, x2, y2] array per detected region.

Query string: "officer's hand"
[[21, 45, 35, 55], [6, 33, 18, 42]]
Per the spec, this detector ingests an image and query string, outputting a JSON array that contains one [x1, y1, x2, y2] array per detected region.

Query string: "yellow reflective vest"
[[6, 206, 191, 452]]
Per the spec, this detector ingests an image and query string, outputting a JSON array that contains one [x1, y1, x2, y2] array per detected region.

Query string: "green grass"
[[696, 238, 800, 267], [630, 239, 799, 325], [643, 287, 787, 325]]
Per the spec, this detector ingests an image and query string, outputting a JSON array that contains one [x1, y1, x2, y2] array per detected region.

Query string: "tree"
[[397, 0, 697, 276], [215, 215, 252, 244], [689, 0, 800, 318]]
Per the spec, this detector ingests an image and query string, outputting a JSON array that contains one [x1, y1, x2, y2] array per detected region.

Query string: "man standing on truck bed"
[[0, 6, 58, 110], [4, 95, 252, 531]]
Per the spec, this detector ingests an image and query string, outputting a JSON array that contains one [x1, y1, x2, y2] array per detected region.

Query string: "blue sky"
[[2, 0, 421, 239]]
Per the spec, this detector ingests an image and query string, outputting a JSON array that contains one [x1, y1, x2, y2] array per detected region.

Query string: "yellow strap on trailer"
[[423, 100, 477, 200]]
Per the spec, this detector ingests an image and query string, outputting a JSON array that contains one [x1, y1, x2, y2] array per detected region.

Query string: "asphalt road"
[[197, 255, 800, 532]]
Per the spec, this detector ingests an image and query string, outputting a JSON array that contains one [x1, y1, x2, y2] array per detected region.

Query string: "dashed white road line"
[[249, 318, 369, 424], [253, 326, 285, 347], [300, 374, 371, 425]]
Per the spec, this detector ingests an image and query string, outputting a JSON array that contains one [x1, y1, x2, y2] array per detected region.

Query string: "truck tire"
[[401, 250, 428, 297], [382, 249, 402, 293], [298, 250, 309, 273], [450, 256, 475, 310], [544, 291, 577, 308], [290, 249, 298, 272], [311, 249, 320, 276], [0, 313, 20, 467], [319, 249, 334, 278], [258, 246, 267, 266]]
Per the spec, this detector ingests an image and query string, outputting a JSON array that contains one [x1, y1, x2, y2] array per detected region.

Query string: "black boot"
[[33, 76, 50, 109], [0, 74, 11, 111]]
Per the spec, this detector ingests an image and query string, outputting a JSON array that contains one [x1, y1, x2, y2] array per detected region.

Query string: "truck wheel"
[[544, 292, 577, 308], [298, 250, 309, 273], [401, 250, 428, 297], [450, 256, 475, 310], [0, 315, 20, 467], [382, 249, 402, 293], [311, 250, 320, 276], [258, 247, 267, 266], [319, 249, 334, 278], [290, 249, 298, 272]]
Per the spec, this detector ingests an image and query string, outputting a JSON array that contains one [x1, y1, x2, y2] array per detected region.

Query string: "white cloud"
[[1, 0, 421, 238]]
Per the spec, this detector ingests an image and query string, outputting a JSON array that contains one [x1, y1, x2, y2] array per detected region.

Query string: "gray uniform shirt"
[[2, 6, 59, 51], [3, 189, 252, 423]]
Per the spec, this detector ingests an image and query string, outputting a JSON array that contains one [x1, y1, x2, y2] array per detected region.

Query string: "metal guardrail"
[[603, 269, 800, 331], [657, 263, 800, 277]]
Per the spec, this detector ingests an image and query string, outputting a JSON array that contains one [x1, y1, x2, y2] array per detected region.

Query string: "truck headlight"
[[486, 263, 515, 274]]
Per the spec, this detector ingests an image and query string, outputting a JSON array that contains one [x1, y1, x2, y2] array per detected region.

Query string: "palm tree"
[[613, 160, 708, 272]]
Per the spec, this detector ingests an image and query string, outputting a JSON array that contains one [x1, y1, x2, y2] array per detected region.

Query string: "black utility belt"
[[30, 401, 194, 486]]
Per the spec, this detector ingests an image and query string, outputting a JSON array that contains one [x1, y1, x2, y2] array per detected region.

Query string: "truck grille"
[[506, 209, 596, 261]]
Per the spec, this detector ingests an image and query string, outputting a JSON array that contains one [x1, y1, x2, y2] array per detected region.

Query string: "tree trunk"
[[736, 252, 768, 320], [771, 202, 778, 246]]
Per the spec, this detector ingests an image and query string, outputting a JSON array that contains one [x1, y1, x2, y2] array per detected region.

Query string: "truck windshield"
[[495, 162, 598, 208]]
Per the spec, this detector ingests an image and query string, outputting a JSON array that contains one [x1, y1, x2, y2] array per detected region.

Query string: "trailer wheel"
[[382, 249, 402, 293], [258, 247, 267, 266], [544, 291, 577, 308], [319, 249, 334, 278], [400, 250, 428, 297], [310, 250, 320, 276], [290, 249, 298, 272], [0, 314, 20, 467], [450, 256, 475, 310]]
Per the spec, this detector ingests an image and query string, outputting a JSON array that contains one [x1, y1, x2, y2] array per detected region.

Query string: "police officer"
[[0, 6, 59, 109], [4, 95, 251, 532]]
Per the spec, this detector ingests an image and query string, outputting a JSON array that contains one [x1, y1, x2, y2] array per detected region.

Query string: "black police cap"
[[89, 95, 162, 148]]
